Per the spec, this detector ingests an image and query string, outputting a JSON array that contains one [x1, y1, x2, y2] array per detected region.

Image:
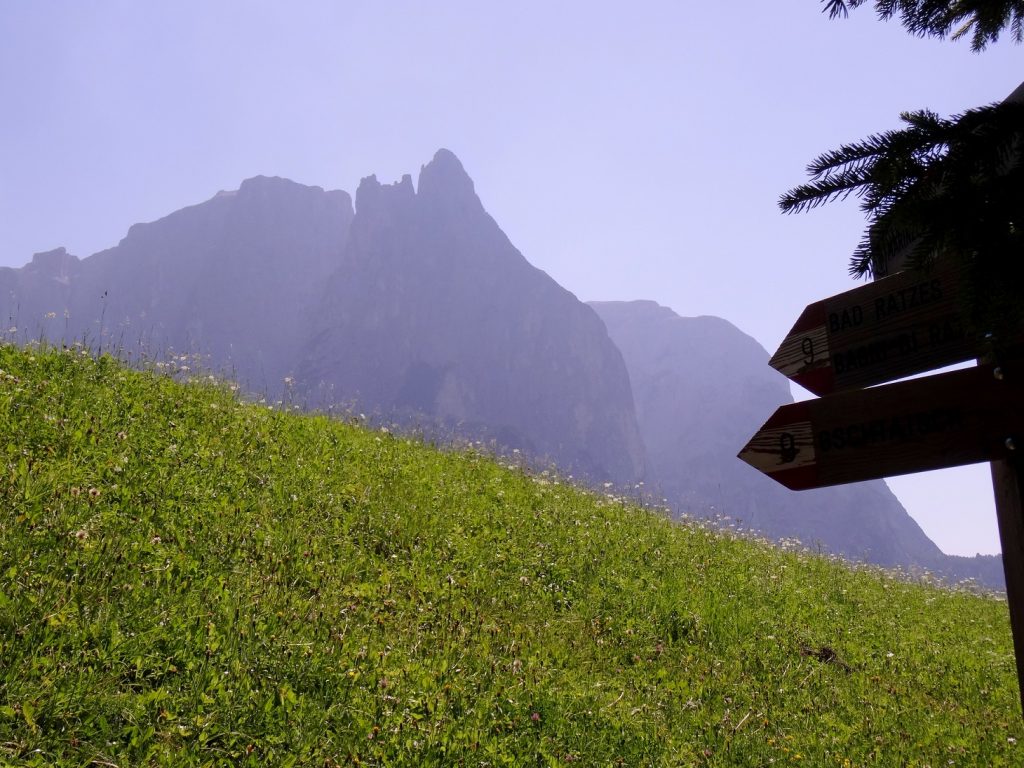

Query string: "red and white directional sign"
[[769, 263, 980, 396], [739, 363, 1024, 490]]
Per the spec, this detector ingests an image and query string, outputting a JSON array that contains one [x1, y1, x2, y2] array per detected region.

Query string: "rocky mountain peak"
[[354, 173, 416, 219], [28, 247, 78, 271], [236, 175, 353, 216], [3, 153, 994, 585], [24, 248, 80, 287], [417, 148, 480, 214], [237, 174, 304, 195]]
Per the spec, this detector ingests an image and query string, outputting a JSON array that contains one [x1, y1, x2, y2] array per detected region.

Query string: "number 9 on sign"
[[779, 432, 798, 464]]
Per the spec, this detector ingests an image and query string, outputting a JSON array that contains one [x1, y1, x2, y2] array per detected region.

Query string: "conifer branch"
[[822, 0, 1024, 50]]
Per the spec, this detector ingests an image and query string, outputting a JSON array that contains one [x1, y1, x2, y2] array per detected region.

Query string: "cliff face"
[[3, 152, 1001, 584], [2, 177, 354, 392], [1, 152, 646, 485], [590, 299, 1002, 586], [297, 151, 646, 483]]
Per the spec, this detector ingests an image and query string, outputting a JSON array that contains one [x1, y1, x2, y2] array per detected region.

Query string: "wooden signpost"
[[769, 262, 978, 396], [740, 362, 1024, 490], [740, 268, 1024, 714]]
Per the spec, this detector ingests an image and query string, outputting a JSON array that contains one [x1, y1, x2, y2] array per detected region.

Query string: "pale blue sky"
[[1, 1, 1020, 555]]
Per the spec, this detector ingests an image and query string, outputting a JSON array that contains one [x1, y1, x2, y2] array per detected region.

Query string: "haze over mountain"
[[1, 151, 645, 486], [1, 176, 354, 393], [295, 151, 646, 483], [0, 150, 1003, 586], [590, 300, 1003, 587]]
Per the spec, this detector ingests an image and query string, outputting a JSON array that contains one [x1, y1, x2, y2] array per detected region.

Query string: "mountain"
[[2, 176, 354, 392], [1, 151, 1003, 585], [0, 151, 646, 485], [590, 299, 1005, 587], [295, 150, 645, 483]]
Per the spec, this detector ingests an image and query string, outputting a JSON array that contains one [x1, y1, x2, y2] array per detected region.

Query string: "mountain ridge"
[[590, 298, 1004, 586], [0, 150, 1002, 586]]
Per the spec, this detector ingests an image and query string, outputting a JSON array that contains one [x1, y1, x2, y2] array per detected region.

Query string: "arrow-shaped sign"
[[738, 363, 1024, 491], [770, 264, 980, 396]]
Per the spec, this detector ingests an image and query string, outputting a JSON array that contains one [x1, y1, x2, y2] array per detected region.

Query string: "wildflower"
[[530, 712, 540, 722], [70, 486, 82, 497], [73, 529, 88, 541], [88, 487, 101, 499]]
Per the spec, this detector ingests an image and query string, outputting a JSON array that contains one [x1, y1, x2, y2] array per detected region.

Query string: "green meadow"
[[0, 343, 1020, 766]]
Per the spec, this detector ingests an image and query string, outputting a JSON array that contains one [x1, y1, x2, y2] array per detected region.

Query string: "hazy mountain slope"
[[590, 299, 1005, 586], [1, 177, 354, 392], [3, 152, 1002, 580], [76, 176, 354, 391], [0, 247, 80, 334], [1, 152, 645, 485], [297, 150, 646, 483]]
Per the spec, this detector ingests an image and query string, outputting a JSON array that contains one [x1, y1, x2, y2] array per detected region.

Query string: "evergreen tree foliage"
[[823, 0, 1024, 50], [780, 100, 1024, 332]]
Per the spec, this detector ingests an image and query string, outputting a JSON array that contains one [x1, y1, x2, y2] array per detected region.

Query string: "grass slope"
[[0, 344, 1021, 767]]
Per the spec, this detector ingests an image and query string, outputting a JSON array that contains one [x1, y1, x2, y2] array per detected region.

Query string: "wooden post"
[[992, 451, 1024, 714], [983, 342, 1024, 715], [991, 80, 1024, 716]]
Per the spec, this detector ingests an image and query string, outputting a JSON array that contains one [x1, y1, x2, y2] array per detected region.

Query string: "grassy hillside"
[[0, 343, 1021, 766]]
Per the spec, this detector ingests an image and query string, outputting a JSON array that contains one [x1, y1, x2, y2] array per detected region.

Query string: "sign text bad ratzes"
[[768, 264, 982, 396], [827, 277, 944, 331]]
